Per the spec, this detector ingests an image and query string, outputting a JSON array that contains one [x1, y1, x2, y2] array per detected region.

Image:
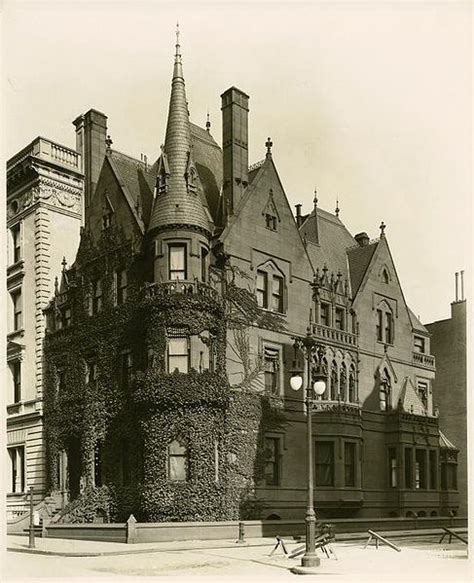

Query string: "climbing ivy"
[[43, 231, 287, 523]]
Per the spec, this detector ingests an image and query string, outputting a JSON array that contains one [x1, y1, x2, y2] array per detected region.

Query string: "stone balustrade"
[[412, 351, 436, 369], [7, 137, 81, 171], [311, 323, 358, 347], [143, 280, 220, 302]]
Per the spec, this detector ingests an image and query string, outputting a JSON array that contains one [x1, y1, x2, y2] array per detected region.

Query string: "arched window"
[[340, 364, 347, 402], [348, 366, 356, 403], [330, 362, 338, 400], [376, 301, 394, 344], [167, 439, 188, 482], [380, 368, 392, 411], [382, 268, 390, 284]]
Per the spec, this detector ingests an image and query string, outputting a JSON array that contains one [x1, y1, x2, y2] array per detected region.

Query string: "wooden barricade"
[[364, 530, 401, 552]]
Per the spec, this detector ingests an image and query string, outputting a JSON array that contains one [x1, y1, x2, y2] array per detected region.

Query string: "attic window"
[[265, 214, 277, 231], [382, 268, 390, 284]]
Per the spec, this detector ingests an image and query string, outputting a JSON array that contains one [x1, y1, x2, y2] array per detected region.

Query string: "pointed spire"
[[148, 26, 211, 235], [313, 188, 320, 245]]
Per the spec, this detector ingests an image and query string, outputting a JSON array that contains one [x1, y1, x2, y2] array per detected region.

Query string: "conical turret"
[[148, 26, 212, 235]]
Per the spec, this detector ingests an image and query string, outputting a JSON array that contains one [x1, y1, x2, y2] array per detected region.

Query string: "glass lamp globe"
[[290, 374, 303, 391], [313, 380, 326, 396]]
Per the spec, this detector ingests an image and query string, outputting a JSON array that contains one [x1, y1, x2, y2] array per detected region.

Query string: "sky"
[[2, 0, 472, 323]]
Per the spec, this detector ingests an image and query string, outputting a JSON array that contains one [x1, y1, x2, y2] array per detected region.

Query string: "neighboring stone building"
[[426, 273, 467, 516], [39, 32, 461, 523], [6, 138, 83, 519]]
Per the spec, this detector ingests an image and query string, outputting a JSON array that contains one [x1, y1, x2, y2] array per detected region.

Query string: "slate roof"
[[439, 430, 457, 450], [300, 209, 356, 281], [347, 240, 379, 296], [149, 123, 222, 226], [109, 150, 155, 227], [398, 377, 425, 415], [147, 44, 212, 234], [407, 307, 429, 335]]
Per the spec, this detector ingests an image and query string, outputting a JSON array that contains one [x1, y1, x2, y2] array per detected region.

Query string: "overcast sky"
[[3, 0, 472, 323]]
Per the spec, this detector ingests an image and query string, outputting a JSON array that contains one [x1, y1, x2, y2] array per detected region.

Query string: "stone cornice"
[[7, 176, 82, 220]]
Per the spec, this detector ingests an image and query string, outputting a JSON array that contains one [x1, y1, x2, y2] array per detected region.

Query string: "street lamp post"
[[289, 328, 326, 574]]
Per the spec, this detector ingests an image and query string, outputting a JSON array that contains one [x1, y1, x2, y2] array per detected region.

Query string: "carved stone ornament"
[[9, 178, 81, 217]]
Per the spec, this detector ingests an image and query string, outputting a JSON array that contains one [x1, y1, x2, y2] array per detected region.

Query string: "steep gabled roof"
[[347, 241, 379, 296], [301, 209, 356, 278], [398, 377, 425, 415], [408, 307, 429, 335], [108, 149, 155, 228]]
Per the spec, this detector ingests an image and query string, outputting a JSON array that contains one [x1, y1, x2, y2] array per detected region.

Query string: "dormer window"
[[265, 214, 277, 231], [414, 336, 425, 354]]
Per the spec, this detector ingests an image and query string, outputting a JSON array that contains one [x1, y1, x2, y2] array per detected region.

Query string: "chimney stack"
[[460, 270, 464, 301], [455, 272, 459, 302], [295, 204, 302, 227], [354, 232, 370, 247], [73, 109, 108, 223], [221, 87, 249, 222]]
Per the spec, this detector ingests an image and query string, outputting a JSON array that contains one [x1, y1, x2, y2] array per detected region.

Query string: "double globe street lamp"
[[289, 328, 327, 574]]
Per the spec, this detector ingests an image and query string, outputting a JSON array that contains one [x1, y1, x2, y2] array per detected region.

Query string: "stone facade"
[[35, 35, 462, 523], [6, 137, 83, 518]]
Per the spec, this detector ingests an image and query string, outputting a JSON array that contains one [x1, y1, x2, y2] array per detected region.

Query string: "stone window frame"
[[255, 260, 287, 315], [263, 433, 284, 487], [262, 341, 283, 397], [8, 445, 26, 494]]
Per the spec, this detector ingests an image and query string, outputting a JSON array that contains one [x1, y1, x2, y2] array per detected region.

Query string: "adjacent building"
[[6, 138, 83, 518], [25, 33, 462, 523], [426, 273, 468, 516]]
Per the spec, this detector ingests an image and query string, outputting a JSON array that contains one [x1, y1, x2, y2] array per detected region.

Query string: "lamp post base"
[[290, 565, 321, 575], [290, 552, 321, 575]]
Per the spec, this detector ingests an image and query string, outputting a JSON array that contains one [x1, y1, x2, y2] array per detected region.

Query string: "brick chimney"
[[73, 109, 107, 222], [221, 87, 249, 222]]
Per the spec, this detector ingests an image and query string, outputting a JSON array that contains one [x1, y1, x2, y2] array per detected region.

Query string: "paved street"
[[2, 535, 471, 582]]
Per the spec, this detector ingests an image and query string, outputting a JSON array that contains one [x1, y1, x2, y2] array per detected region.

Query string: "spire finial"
[[206, 111, 211, 132], [175, 21, 180, 55], [105, 135, 113, 152], [335, 199, 340, 217], [265, 137, 273, 157], [380, 221, 386, 237], [61, 256, 67, 270], [313, 188, 318, 208]]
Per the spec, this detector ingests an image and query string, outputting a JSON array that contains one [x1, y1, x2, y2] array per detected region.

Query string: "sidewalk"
[[7, 527, 467, 557], [7, 534, 274, 557]]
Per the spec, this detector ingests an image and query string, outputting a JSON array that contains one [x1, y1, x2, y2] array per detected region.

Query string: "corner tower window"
[[168, 440, 188, 481], [167, 337, 189, 373], [169, 244, 186, 280]]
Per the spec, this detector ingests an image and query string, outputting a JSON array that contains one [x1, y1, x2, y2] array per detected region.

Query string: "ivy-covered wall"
[[43, 229, 285, 523]]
